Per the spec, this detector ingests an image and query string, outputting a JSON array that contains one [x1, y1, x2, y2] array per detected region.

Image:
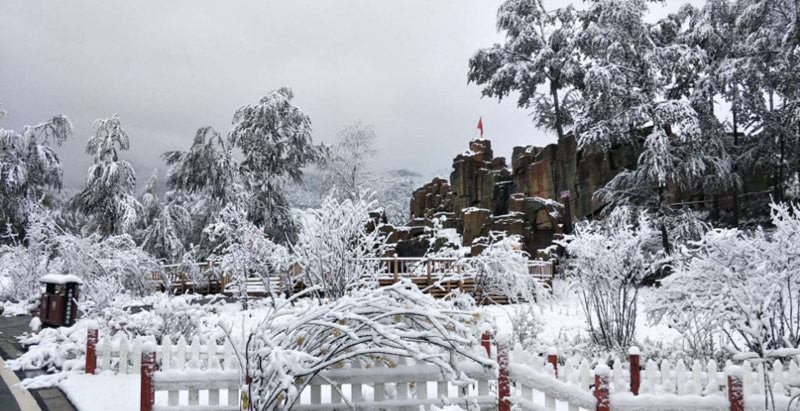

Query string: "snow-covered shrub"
[[558, 207, 664, 349], [653, 202, 800, 359], [99, 293, 228, 344], [206, 205, 292, 304], [235, 281, 493, 410], [0, 207, 160, 313], [293, 190, 385, 299], [510, 303, 544, 351], [466, 234, 540, 304]]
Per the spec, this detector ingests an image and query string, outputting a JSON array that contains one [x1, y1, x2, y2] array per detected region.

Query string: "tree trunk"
[[551, 80, 573, 234], [732, 84, 741, 226], [658, 186, 671, 255]]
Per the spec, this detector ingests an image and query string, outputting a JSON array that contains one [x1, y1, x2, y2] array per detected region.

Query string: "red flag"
[[477, 117, 484, 139]]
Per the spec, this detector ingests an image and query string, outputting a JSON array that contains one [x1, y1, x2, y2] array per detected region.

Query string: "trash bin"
[[39, 274, 82, 328]]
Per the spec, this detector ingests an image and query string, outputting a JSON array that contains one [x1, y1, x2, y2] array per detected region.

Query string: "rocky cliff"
[[404, 136, 636, 257]]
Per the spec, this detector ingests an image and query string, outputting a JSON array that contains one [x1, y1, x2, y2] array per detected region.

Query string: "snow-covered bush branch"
[[206, 205, 292, 304], [558, 207, 665, 349], [237, 281, 492, 410], [293, 190, 386, 299], [652, 202, 800, 359], [465, 234, 541, 304]]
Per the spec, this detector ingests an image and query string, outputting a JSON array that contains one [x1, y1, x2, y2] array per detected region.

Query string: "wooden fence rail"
[[152, 258, 555, 302], [82, 328, 782, 411]]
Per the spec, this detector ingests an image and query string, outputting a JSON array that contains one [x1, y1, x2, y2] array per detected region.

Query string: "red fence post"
[[85, 326, 98, 375], [629, 347, 640, 396], [497, 338, 510, 411], [140, 346, 156, 411], [594, 364, 610, 411], [547, 347, 558, 379], [727, 367, 744, 411], [481, 332, 491, 358]]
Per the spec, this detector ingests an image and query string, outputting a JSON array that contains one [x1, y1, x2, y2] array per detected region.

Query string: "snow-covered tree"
[[292, 190, 385, 300], [653, 202, 800, 360], [321, 122, 377, 201], [163, 126, 240, 204], [558, 207, 664, 349], [163, 126, 242, 258], [137, 171, 191, 263], [76, 114, 140, 236], [469, 0, 584, 140], [234, 282, 492, 411], [749, 2, 800, 204], [206, 205, 292, 305], [0, 114, 73, 240], [576, 0, 710, 253], [375, 169, 426, 225], [229, 88, 324, 243]]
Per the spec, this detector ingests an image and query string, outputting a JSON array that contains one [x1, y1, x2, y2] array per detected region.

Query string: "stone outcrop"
[[398, 136, 635, 257], [410, 177, 452, 219]]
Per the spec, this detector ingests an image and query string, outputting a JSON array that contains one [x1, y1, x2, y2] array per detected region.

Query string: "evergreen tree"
[[576, 0, 709, 253]]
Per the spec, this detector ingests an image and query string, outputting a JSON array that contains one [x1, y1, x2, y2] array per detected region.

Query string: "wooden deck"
[[152, 257, 554, 304]]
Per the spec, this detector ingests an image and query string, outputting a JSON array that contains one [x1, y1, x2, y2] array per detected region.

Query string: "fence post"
[[481, 332, 491, 358], [629, 347, 640, 396], [594, 364, 610, 411], [140, 344, 156, 411], [85, 324, 98, 375], [497, 335, 510, 411], [547, 347, 558, 379], [727, 366, 744, 411]]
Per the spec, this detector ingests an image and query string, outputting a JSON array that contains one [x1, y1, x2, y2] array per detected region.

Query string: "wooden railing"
[[152, 258, 555, 301]]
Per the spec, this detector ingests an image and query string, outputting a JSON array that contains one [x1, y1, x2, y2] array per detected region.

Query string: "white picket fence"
[[86, 329, 800, 411], [90, 333, 242, 410], [291, 357, 495, 410], [506, 346, 800, 411]]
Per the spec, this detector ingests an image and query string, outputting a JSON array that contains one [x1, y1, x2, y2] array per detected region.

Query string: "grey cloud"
[[0, 0, 694, 189]]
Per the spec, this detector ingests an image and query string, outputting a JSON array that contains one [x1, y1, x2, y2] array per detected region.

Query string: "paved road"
[[0, 314, 75, 411]]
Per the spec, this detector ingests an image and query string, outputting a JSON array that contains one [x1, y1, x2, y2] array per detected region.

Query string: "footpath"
[[0, 315, 76, 411]]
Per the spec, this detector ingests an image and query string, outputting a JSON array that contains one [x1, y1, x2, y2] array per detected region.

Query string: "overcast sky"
[[1, 0, 694, 188]]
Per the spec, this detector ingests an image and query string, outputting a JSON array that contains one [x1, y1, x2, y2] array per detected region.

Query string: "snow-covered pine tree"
[[137, 171, 191, 263], [468, 0, 584, 231], [321, 121, 377, 201], [77, 114, 140, 236], [0, 113, 73, 241], [468, 0, 584, 140], [229, 88, 324, 243], [687, 0, 750, 223], [733, 0, 800, 205], [577, 0, 708, 253]]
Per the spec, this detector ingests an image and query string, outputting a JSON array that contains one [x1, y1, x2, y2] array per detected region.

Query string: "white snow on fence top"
[[628, 346, 641, 355], [39, 274, 83, 285]]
